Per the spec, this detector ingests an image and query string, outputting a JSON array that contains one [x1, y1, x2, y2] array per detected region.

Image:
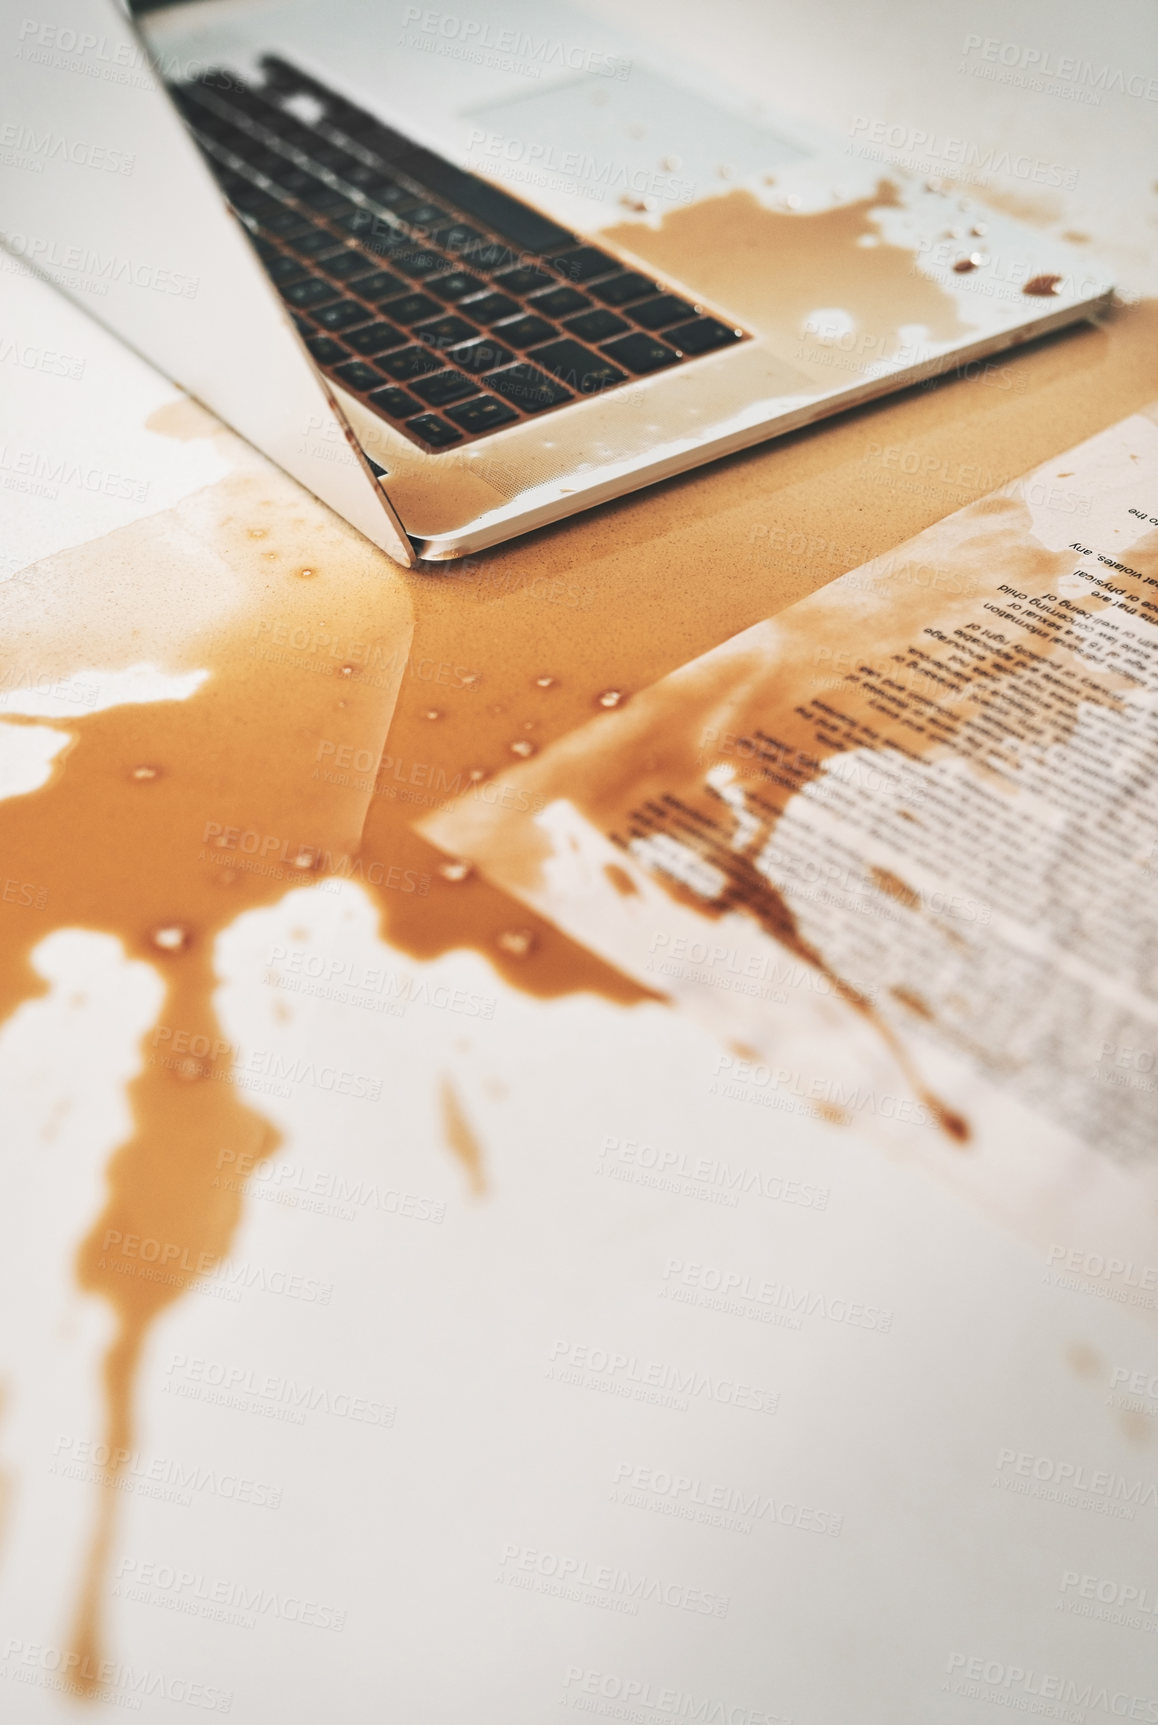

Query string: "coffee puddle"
[[3, 284, 1158, 1690]]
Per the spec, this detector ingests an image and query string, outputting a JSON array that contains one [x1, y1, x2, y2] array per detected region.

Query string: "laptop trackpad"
[[465, 68, 805, 224]]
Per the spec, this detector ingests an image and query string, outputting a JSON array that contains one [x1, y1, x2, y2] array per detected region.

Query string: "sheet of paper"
[[425, 409, 1158, 1286]]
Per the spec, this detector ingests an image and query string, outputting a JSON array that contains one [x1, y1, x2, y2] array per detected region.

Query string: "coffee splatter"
[[439, 1077, 487, 1196]]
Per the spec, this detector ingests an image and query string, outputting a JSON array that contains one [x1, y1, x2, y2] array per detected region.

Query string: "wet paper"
[[424, 409, 1158, 1276]]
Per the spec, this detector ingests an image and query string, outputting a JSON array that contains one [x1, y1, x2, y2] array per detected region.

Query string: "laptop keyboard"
[[169, 58, 747, 453]]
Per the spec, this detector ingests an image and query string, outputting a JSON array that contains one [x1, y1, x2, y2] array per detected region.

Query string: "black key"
[[403, 202, 451, 230], [281, 275, 340, 308], [493, 314, 556, 349], [414, 314, 479, 348], [264, 253, 308, 284], [525, 338, 626, 394], [457, 238, 518, 274], [377, 346, 444, 381], [381, 292, 442, 325], [446, 339, 514, 374], [259, 206, 312, 238], [430, 222, 486, 255], [315, 298, 374, 331], [484, 364, 573, 412], [264, 162, 315, 193], [493, 265, 553, 295], [290, 228, 347, 259], [305, 334, 347, 365], [551, 246, 619, 283], [290, 313, 312, 338], [564, 308, 629, 342], [344, 320, 407, 355], [428, 272, 485, 302], [667, 316, 743, 354], [299, 184, 355, 216], [333, 359, 385, 392], [529, 286, 590, 318], [446, 396, 519, 434], [229, 183, 280, 215], [384, 242, 447, 279], [593, 272, 660, 307], [383, 149, 571, 253], [407, 413, 463, 448], [346, 269, 410, 302], [318, 249, 375, 280], [366, 385, 421, 418], [340, 207, 398, 246], [458, 292, 520, 325], [601, 332, 680, 373], [630, 293, 695, 330], [249, 233, 281, 260], [411, 371, 479, 407]]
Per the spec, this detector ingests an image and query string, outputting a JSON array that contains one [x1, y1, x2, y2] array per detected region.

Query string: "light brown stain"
[[603, 862, 639, 897], [439, 1078, 487, 1196], [1, 228, 1157, 1674]]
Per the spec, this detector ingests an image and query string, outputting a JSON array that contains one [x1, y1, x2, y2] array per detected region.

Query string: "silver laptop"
[[1, 0, 1114, 568]]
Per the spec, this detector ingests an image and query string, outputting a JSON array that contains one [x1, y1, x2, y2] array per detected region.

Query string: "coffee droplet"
[[509, 739, 536, 758], [130, 765, 160, 781], [970, 222, 988, 236], [1023, 273, 1063, 297], [424, 709, 441, 721], [339, 664, 355, 677], [953, 253, 987, 272], [291, 847, 319, 871], [439, 859, 473, 883], [496, 928, 535, 958], [295, 566, 316, 579], [597, 689, 625, 709], [467, 767, 486, 783], [460, 671, 481, 689], [534, 675, 556, 689], [151, 924, 190, 953]]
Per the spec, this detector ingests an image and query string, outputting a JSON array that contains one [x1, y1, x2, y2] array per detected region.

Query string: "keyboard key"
[[407, 413, 463, 448], [593, 272, 660, 306], [551, 246, 619, 283], [484, 364, 573, 412], [563, 308, 629, 342], [346, 269, 409, 302], [429, 272, 485, 302], [411, 371, 479, 407], [667, 316, 743, 354], [446, 396, 519, 433], [340, 207, 396, 246], [315, 298, 374, 331], [447, 339, 514, 374], [304, 334, 347, 365], [402, 201, 451, 230], [387, 150, 571, 252], [299, 184, 355, 216], [282, 276, 340, 308], [366, 385, 421, 418], [525, 339, 626, 394], [378, 237, 446, 277], [333, 359, 385, 392], [290, 228, 346, 258], [430, 222, 486, 255], [344, 320, 407, 355], [377, 346, 444, 381], [493, 314, 557, 349], [318, 249, 374, 280], [630, 292, 695, 330], [458, 292, 519, 325], [601, 332, 680, 373], [381, 292, 442, 325], [265, 253, 308, 284], [493, 265, 553, 295], [529, 286, 590, 317], [259, 206, 312, 237], [414, 314, 479, 348]]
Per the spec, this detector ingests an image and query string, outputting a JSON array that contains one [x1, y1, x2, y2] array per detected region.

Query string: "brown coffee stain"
[[439, 1078, 487, 1196], [603, 183, 971, 369], [3, 218, 1158, 1673], [603, 862, 639, 897], [1024, 274, 1063, 298], [891, 986, 934, 1021], [1066, 1342, 1102, 1379], [872, 868, 921, 909]]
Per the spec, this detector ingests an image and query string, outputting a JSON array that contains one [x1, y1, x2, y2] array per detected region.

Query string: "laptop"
[[1, 0, 1114, 568]]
